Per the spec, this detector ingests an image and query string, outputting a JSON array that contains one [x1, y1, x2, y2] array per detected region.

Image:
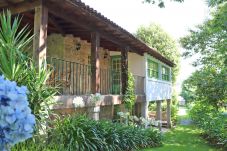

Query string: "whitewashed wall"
[[109, 52, 172, 100], [146, 79, 172, 101], [109, 51, 145, 77], [144, 53, 172, 101]]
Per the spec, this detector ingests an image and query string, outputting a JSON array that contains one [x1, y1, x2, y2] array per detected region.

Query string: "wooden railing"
[[47, 57, 118, 95], [47, 57, 144, 96], [100, 68, 113, 94], [47, 57, 91, 95]]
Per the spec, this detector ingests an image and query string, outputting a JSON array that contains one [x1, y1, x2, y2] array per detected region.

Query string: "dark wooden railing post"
[[33, 1, 48, 68], [121, 47, 129, 95], [91, 32, 100, 94]]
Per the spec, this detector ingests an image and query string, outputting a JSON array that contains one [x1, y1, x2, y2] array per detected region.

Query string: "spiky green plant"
[[0, 11, 57, 129], [0, 11, 32, 81]]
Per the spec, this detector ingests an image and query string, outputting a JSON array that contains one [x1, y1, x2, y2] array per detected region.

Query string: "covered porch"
[[0, 0, 174, 120], [0, 0, 158, 95]]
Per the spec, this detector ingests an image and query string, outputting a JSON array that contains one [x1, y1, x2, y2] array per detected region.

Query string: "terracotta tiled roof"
[[69, 0, 174, 67]]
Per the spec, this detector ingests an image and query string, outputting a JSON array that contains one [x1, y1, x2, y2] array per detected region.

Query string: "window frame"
[[147, 59, 159, 79], [161, 65, 170, 81]]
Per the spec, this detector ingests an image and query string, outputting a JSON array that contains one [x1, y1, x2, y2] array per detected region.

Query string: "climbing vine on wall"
[[123, 72, 136, 112]]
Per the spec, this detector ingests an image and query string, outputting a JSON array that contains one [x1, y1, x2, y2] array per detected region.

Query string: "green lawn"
[[141, 110, 221, 151]]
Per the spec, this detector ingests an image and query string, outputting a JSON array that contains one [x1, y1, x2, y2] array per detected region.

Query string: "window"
[[147, 60, 159, 79], [162, 66, 170, 81], [111, 56, 121, 94]]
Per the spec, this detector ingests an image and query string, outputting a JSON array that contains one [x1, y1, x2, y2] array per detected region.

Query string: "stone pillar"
[[141, 101, 149, 119], [33, 3, 48, 68], [87, 106, 100, 121], [91, 32, 100, 94], [156, 101, 162, 130], [167, 99, 172, 128]]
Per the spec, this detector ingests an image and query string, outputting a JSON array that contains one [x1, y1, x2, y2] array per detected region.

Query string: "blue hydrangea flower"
[[0, 75, 35, 151]]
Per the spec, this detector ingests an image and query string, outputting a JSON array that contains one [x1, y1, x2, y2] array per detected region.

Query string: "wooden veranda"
[[0, 0, 174, 95]]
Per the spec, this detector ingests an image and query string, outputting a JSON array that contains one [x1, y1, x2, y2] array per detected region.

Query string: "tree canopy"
[[143, 0, 184, 8], [180, 1, 227, 109], [180, 2, 227, 67], [180, 76, 197, 104], [208, 0, 227, 7], [135, 24, 180, 84], [143, 0, 226, 8]]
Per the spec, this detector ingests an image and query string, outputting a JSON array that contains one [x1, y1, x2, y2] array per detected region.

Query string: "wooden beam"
[[121, 46, 129, 95], [91, 32, 100, 94], [1, 0, 41, 14], [45, 0, 144, 56], [3, 0, 14, 6], [33, 3, 48, 68], [45, 2, 128, 48], [49, 15, 65, 34]]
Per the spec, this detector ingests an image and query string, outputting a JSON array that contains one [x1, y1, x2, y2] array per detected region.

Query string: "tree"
[[181, 67, 227, 110], [180, 1, 227, 109], [180, 2, 227, 67], [143, 0, 184, 8], [143, 0, 226, 8], [136, 24, 180, 84], [208, 0, 227, 7], [180, 77, 197, 104]]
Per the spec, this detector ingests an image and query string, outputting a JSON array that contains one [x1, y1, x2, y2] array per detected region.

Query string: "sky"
[[82, 0, 209, 93]]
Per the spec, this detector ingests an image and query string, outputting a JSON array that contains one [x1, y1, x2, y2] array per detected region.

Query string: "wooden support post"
[[156, 101, 162, 130], [167, 99, 172, 128], [33, 3, 48, 68], [121, 47, 129, 94], [91, 32, 100, 94]]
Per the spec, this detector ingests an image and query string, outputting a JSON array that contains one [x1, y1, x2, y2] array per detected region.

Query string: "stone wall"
[[53, 103, 142, 121], [47, 34, 110, 69], [47, 34, 112, 94], [47, 34, 65, 58], [99, 105, 114, 120]]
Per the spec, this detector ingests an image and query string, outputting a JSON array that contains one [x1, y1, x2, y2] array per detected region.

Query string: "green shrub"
[[189, 102, 227, 149], [171, 105, 178, 124], [12, 139, 63, 151], [123, 72, 136, 112], [13, 115, 162, 151], [12, 116, 162, 151], [49, 115, 162, 151], [13, 119, 162, 151]]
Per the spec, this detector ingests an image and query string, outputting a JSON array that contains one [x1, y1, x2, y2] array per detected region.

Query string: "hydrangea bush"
[[73, 96, 85, 108], [0, 75, 35, 151]]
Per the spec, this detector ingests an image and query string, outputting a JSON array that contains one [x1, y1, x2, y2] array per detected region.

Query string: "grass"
[[141, 108, 221, 151]]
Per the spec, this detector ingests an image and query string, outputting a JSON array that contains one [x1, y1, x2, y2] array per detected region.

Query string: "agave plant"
[[0, 11, 57, 131], [0, 11, 33, 81]]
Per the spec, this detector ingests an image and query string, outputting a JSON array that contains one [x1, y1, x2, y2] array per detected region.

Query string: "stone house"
[[0, 0, 174, 128]]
